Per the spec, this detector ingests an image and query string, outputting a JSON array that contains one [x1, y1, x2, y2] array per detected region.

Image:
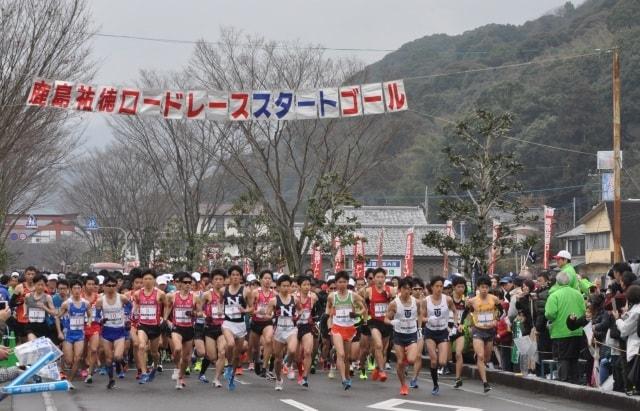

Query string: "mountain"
[[354, 0, 640, 223]]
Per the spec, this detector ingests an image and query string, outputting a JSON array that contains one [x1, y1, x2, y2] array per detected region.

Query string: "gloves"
[[348, 312, 357, 319]]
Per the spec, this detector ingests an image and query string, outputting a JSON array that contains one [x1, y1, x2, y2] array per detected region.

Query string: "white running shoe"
[[175, 379, 182, 390], [275, 379, 283, 391], [172, 369, 179, 381], [212, 379, 222, 388], [287, 368, 295, 380], [328, 369, 335, 379]]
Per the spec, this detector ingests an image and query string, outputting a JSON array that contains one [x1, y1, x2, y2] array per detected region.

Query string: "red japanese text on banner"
[[543, 206, 555, 270], [26, 78, 53, 107], [362, 83, 385, 115], [334, 237, 344, 272], [403, 228, 414, 277], [139, 90, 163, 116], [383, 80, 408, 112], [229, 92, 250, 121], [312, 245, 323, 280], [206, 92, 229, 120], [339, 85, 362, 117]]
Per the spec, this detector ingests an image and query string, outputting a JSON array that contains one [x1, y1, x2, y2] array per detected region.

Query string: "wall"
[[583, 207, 613, 265]]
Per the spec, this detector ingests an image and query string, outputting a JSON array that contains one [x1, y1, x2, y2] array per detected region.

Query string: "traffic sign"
[[25, 215, 37, 230], [9, 233, 18, 241], [18, 233, 27, 241], [85, 216, 99, 231]]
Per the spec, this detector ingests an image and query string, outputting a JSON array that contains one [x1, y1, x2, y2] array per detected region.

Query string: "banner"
[[544, 206, 555, 270], [353, 235, 366, 279], [403, 228, 414, 277], [443, 220, 453, 275], [311, 244, 323, 280], [333, 237, 344, 272], [243, 257, 252, 275], [26, 78, 408, 122], [376, 228, 384, 267], [488, 219, 500, 276]]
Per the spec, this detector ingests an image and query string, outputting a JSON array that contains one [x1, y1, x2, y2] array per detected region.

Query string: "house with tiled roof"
[[300, 206, 457, 280]]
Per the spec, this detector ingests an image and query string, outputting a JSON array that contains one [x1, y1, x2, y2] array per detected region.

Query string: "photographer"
[[613, 285, 640, 395]]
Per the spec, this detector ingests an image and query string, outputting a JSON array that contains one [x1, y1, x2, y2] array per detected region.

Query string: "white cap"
[[327, 275, 335, 282], [96, 275, 104, 285], [246, 274, 257, 283], [47, 274, 59, 282], [444, 280, 452, 288], [157, 276, 168, 285], [348, 278, 356, 287], [553, 250, 572, 260], [191, 272, 201, 282], [81, 272, 88, 277], [10, 271, 19, 278]]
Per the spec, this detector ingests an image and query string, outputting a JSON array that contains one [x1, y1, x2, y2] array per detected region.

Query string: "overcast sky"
[[81, 0, 584, 149]]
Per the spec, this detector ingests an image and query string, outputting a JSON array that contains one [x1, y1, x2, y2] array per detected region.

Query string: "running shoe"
[[184, 366, 191, 376], [156, 364, 163, 373], [254, 361, 262, 376], [199, 374, 209, 384], [454, 378, 463, 388], [228, 374, 236, 392], [118, 370, 126, 379], [275, 379, 283, 391], [235, 366, 243, 376], [384, 362, 391, 370], [265, 370, 275, 380], [175, 379, 183, 390], [282, 364, 289, 375], [483, 382, 491, 393], [301, 377, 309, 388], [99, 366, 107, 376], [367, 357, 375, 371], [172, 369, 179, 381], [431, 385, 440, 396], [437, 367, 443, 376], [287, 368, 295, 380], [136, 370, 142, 380], [359, 369, 368, 380], [400, 384, 409, 396], [148, 368, 157, 382], [107, 379, 116, 390], [297, 374, 303, 385], [248, 362, 255, 371], [80, 369, 88, 379], [328, 369, 335, 379], [84, 375, 93, 384], [68, 382, 76, 390], [342, 378, 352, 390], [212, 379, 222, 388], [409, 377, 418, 389], [138, 373, 149, 384], [194, 359, 202, 373], [379, 371, 388, 382], [371, 368, 380, 381]]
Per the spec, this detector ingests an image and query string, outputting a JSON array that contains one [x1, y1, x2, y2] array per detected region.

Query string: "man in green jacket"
[[549, 250, 581, 294], [545, 271, 586, 383]]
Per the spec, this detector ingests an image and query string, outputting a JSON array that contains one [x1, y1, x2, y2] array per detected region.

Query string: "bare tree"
[[0, 0, 94, 269], [187, 28, 390, 274], [110, 71, 228, 270], [65, 141, 174, 267]]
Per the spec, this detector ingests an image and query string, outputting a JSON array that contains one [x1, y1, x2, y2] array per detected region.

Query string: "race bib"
[[175, 308, 190, 322], [28, 307, 45, 323], [225, 305, 241, 318], [140, 305, 157, 320], [211, 304, 224, 318], [477, 312, 494, 326], [278, 317, 294, 328], [374, 303, 388, 317], [299, 310, 311, 322], [335, 307, 351, 321], [256, 303, 268, 317], [70, 315, 84, 330]]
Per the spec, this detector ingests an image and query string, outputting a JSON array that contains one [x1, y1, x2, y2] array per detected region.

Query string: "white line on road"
[[368, 398, 482, 411], [234, 378, 250, 385], [42, 392, 57, 411], [280, 399, 318, 411]]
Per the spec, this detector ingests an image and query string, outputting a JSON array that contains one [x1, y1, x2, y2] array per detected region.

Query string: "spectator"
[[589, 293, 615, 386], [550, 250, 580, 292], [533, 272, 553, 367], [613, 285, 640, 394], [0, 275, 10, 302], [507, 277, 524, 321], [621, 271, 640, 291], [8, 272, 19, 296], [499, 276, 514, 302], [545, 271, 586, 383]]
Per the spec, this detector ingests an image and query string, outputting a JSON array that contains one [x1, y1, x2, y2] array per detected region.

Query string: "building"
[[301, 206, 456, 280], [557, 200, 640, 277]]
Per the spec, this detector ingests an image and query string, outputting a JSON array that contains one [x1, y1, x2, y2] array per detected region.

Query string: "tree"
[[0, 0, 94, 269], [111, 71, 228, 271], [189, 28, 391, 274], [64, 141, 174, 267], [422, 110, 537, 275]]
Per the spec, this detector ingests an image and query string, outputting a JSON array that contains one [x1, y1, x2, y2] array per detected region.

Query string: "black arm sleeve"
[[9, 293, 20, 309]]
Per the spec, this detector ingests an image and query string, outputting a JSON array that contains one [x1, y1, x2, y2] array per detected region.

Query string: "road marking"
[[368, 398, 482, 411], [43, 392, 57, 411], [234, 378, 250, 385], [280, 399, 318, 411]]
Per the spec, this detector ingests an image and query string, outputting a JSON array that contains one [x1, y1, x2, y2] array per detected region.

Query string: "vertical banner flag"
[[312, 243, 323, 280], [243, 257, 252, 275], [543, 206, 555, 270], [334, 237, 344, 272], [376, 228, 384, 268], [353, 236, 366, 279], [489, 220, 500, 276], [403, 228, 415, 277], [443, 220, 454, 275]]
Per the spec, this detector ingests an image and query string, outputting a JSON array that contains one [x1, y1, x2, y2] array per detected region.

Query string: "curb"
[[420, 355, 640, 410]]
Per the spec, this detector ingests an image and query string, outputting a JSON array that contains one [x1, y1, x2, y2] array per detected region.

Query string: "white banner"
[[26, 77, 409, 122]]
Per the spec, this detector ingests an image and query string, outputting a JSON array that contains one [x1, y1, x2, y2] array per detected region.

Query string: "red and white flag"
[[543, 206, 555, 270], [243, 257, 252, 275], [334, 237, 344, 272], [403, 228, 414, 277], [443, 220, 454, 275], [311, 243, 323, 280], [376, 228, 384, 267], [488, 220, 500, 275], [353, 235, 366, 279]]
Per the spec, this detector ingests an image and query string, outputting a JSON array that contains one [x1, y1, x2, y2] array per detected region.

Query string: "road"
[[11, 366, 622, 411]]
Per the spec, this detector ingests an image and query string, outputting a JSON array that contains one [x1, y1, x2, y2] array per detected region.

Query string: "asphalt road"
[[11, 366, 623, 411]]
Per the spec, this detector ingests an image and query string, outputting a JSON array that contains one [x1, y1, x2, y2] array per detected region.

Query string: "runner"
[[193, 273, 211, 384], [10, 266, 37, 344], [125, 269, 144, 379], [423, 276, 458, 395], [164, 272, 198, 390], [326, 270, 366, 390], [384, 277, 420, 396], [296, 275, 318, 388], [409, 277, 426, 389], [95, 274, 131, 389], [24, 273, 57, 341], [466, 275, 501, 393], [266, 274, 298, 391], [450, 275, 468, 388], [55, 280, 90, 389], [354, 276, 371, 381], [221, 265, 254, 391], [82, 274, 102, 384], [133, 268, 167, 384], [200, 268, 227, 388], [362, 267, 395, 383], [249, 269, 275, 378]]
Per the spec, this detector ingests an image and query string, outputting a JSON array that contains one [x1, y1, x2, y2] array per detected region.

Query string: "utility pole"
[[613, 47, 622, 262], [424, 185, 429, 223], [572, 197, 576, 228]]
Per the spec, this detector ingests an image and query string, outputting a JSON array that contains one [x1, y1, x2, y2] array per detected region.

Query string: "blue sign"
[[85, 216, 99, 231], [9, 233, 18, 241], [25, 215, 37, 230], [365, 259, 402, 276]]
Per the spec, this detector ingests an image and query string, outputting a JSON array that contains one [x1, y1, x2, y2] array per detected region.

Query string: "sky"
[[80, 0, 584, 149]]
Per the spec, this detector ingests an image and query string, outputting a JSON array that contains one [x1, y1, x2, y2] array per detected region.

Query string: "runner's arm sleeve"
[[9, 293, 19, 309]]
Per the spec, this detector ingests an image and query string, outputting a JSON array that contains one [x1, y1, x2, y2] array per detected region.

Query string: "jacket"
[[616, 303, 640, 362], [545, 284, 586, 339], [549, 264, 580, 294]]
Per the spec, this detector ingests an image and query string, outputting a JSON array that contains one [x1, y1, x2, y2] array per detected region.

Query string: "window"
[[568, 238, 585, 256], [214, 218, 225, 234], [586, 232, 609, 250]]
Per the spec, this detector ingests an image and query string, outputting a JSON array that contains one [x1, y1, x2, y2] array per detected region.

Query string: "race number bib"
[[225, 305, 241, 318], [70, 316, 85, 330], [175, 308, 190, 322], [140, 305, 157, 321], [28, 307, 45, 323], [477, 312, 494, 326], [374, 303, 388, 317], [278, 317, 294, 328], [335, 308, 350, 321], [299, 310, 311, 322]]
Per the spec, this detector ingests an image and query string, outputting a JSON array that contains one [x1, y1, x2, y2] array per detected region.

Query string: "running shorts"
[[423, 327, 450, 344], [393, 331, 418, 347], [204, 325, 223, 340], [471, 327, 496, 342], [172, 325, 195, 343], [222, 320, 247, 339], [102, 326, 127, 342], [138, 324, 162, 340], [330, 324, 357, 342], [274, 327, 297, 344], [368, 319, 392, 338], [250, 321, 273, 335]]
